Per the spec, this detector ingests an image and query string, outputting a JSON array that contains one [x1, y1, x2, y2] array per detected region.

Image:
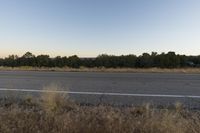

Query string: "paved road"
[[0, 71, 200, 107]]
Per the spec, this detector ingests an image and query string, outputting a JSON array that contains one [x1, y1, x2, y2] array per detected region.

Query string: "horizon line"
[[0, 51, 200, 58]]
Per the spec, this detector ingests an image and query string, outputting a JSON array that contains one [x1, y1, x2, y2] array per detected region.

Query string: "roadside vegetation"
[[1, 51, 200, 69], [0, 91, 200, 133], [1, 66, 200, 73]]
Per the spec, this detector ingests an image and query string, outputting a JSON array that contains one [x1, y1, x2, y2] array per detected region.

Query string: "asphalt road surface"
[[0, 71, 200, 108]]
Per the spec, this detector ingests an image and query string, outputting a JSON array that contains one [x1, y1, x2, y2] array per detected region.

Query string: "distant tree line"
[[0, 51, 200, 68]]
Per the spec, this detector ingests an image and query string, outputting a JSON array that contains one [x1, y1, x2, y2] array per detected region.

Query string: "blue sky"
[[0, 0, 200, 57]]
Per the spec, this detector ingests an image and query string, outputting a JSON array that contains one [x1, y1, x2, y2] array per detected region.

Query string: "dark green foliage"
[[81, 58, 95, 68], [18, 52, 36, 66], [136, 53, 153, 68], [67, 55, 81, 68], [4, 55, 18, 67], [36, 55, 51, 67], [118, 55, 137, 67], [53, 56, 64, 67], [0, 58, 3, 66], [0, 51, 200, 68], [95, 54, 137, 68]]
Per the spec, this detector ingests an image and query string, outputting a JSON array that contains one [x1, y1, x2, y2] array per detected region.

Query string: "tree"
[[22, 52, 35, 59], [164, 52, 180, 68], [18, 52, 36, 66], [136, 53, 153, 68], [36, 55, 50, 67], [4, 55, 18, 67], [54, 56, 64, 67], [67, 55, 81, 68], [0, 58, 3, 66]]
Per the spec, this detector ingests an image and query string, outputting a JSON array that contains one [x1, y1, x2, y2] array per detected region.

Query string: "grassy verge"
[[0, 66, 200, 73], [0, 92, 200, 133]]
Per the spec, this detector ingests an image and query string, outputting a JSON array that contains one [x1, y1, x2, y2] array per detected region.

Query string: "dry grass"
[[1, 66, 200, 73], [0, 91, 200, 133]]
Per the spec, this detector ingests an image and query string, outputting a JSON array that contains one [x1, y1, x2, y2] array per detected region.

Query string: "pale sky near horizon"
[[0, 0, 200, 57]]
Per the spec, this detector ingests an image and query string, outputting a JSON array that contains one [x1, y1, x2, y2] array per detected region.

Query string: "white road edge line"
[[0, 88, 200, 99]]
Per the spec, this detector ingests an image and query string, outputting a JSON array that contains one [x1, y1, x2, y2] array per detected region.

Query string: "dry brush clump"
[[0, 92, 199, 133]]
